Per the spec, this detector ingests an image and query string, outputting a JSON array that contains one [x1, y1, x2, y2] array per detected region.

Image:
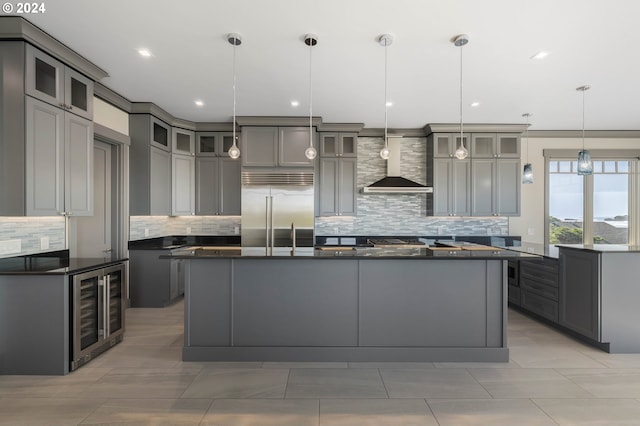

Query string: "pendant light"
[[522, 113, 534, 184], [304, 34, 318, 160], [379, 34, 393, 160], [576, 85, 592, 175], [453, 34, 469, 160], [227, 33, 242, 159]]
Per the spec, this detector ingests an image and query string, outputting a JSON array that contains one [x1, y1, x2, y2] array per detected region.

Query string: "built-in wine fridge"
[[71, 263, 126, 370]]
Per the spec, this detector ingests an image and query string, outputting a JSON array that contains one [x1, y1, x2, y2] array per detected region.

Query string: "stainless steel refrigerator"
[[241, 171, 314, 253]]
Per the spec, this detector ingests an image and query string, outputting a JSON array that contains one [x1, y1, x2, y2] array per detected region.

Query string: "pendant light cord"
[[525, 114, 530, 163], [581, 88, 585, 151], [232, 40, 237, 147], [459, 43, 463, 147], [384, 38, 388, 148], [309, 38, 313, 148]]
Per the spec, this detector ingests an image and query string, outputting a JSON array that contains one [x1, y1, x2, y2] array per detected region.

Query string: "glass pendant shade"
[[454, 144, 468, 160], [304, 146, 317, 160], [228, 143, 240, 159], [380, 146, 390, 160], [522, 163, 534, 184], [577, 150, 593, 175]]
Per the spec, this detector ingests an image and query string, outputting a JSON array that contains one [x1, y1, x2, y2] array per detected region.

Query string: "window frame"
[[544, 149, 640, 246]]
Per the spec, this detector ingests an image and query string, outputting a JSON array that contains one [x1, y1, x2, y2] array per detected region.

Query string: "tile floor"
[[3, 301, 640, 425]]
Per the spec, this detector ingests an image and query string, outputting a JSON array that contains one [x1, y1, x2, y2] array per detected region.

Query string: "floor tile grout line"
[[377, 368, 390, 399], [283, 368, 292, 399], [529, 397, 563, 426], [423, 398, 442, 426]]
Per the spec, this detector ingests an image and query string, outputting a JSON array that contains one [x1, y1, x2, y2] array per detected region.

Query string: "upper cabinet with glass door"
[[320, 133, 357, 157], [25, 44, 93, 120], [196, 132, 236, 157], [172, 128, 195, 155], [471, 133, 520, 158]]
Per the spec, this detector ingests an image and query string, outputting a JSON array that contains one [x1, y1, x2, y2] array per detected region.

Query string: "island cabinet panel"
[[186, 260, 231, 347], [359, 260, 491, 347], [232, 260, 358, 346], [559, 249, 600, 341]]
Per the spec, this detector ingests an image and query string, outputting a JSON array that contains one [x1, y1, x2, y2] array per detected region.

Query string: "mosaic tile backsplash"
[[129, 216, 241, 241], [314, 137, 508, 236], [0, 217, 66, 258]]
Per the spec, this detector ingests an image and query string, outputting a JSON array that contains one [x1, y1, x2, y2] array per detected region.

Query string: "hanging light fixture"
[[576, 85, 592, 175], [522, 113, 534, 184], [379, 34, 393, 160], [227, 33, 242, 159], [452, 34, 469, 160], [304, 34, 318, 160]]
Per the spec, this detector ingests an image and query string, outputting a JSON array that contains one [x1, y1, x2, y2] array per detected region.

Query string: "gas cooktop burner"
[[367, 238, 426, 248]]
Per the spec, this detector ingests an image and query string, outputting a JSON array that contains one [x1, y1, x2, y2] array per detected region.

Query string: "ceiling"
[[24, 0, 640, 131]]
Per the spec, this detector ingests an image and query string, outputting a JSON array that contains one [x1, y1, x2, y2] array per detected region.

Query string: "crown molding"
[[359, 128, 426, 137], [530, 130, 640, 138], [0, 16, 108, 81], [235, 116, 322, 127], [424, 123, 528, 134], [316, 123, 364, 133], [94, 83, 132, 112]]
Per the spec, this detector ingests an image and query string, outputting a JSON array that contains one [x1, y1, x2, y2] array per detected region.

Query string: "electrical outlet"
[[234, 226, 240, 235], [186, 227, 192, 234], [40, 236, 49, 250], [0, 239, 21, 255], [144, 228, 149, 237], [527, 228, 535, 236]]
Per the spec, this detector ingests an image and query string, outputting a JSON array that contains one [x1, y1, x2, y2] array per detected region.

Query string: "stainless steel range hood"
[[362, 137, 433, 194]]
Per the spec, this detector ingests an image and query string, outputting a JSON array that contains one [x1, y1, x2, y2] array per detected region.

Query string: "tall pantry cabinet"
[[0, 39, 101, 216]]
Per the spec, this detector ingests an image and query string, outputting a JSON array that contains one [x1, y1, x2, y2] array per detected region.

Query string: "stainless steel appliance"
[[71, 263, 125, 370], [241, 171, 314, 252]]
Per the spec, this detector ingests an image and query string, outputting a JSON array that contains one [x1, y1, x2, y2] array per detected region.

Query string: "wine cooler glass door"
[[72, 272, 101, 358], [104, 264, 125, 337]]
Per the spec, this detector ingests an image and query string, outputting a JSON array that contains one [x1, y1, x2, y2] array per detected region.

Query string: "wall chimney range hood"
[[363, 137, 433, 194]]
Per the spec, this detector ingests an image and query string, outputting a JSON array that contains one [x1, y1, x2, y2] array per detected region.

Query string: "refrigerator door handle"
[[265, 196, 270, 249], [270, 195, 274, 251], [291, 223, 296, 251], [98, 278, 105, 337]]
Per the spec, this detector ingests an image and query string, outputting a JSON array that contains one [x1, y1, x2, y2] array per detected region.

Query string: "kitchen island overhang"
[[164, 248, 539, 363]]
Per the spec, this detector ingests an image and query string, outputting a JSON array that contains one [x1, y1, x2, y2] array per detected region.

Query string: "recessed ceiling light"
[[137, 48, 152, 58], [195, 100, 204, 107], [470, 101, 480, 107], [386, 101, 393, 107], [290, 100, 300, 107], [530, 51, 549, 60]]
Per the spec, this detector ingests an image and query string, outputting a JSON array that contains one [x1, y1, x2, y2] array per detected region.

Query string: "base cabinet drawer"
[[521, 290, 558, 322], [521, 277, 559, 301]]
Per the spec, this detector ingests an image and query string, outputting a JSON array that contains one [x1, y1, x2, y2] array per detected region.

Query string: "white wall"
[[93, 97, 129, 135], [509, 136, 640, 244]]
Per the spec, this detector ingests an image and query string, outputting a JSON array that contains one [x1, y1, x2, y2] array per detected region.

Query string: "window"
[[546, 153, 639, 246]]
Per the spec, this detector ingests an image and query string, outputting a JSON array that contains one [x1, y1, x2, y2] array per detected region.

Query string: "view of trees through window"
[[548, 160, 630, 244]]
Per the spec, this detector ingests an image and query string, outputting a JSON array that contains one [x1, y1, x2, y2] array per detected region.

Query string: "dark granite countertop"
[[161, 246, 539, 260], [0, 250, 128, 275], [128, 235, 241, 250], [556, 244, 640, 253], [499, 242, 559, 259]]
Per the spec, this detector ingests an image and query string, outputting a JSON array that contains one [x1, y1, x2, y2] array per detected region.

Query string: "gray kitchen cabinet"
[[471, 133, 520, 158], [559, 248, 600, 341], [172, 128, 195, 155], [130, 249, 184, 307], [196, 157, 241, 215], [320, 133, 357, 157], [130, 114, 173, 215], [25, 96, 93, 216], [171, 153, 195, 216], [471, 158, 520, 216], [432, 133, 470, 158], [519, 258, 559, 322], [25, 44, 94, 120], [432, 158, 471, 216], [319, 157, 356, 216], [196, 132, 235, 157], [241, 126, 314, 167]]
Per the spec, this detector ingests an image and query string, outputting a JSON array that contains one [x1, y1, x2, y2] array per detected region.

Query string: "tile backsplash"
[[314, 137, 508, 236], [129, 216, 241, 241], [0, 217, 65, 258]]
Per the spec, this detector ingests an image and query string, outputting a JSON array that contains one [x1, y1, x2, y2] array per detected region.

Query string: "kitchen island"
[[164, 247, 538, 363]]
